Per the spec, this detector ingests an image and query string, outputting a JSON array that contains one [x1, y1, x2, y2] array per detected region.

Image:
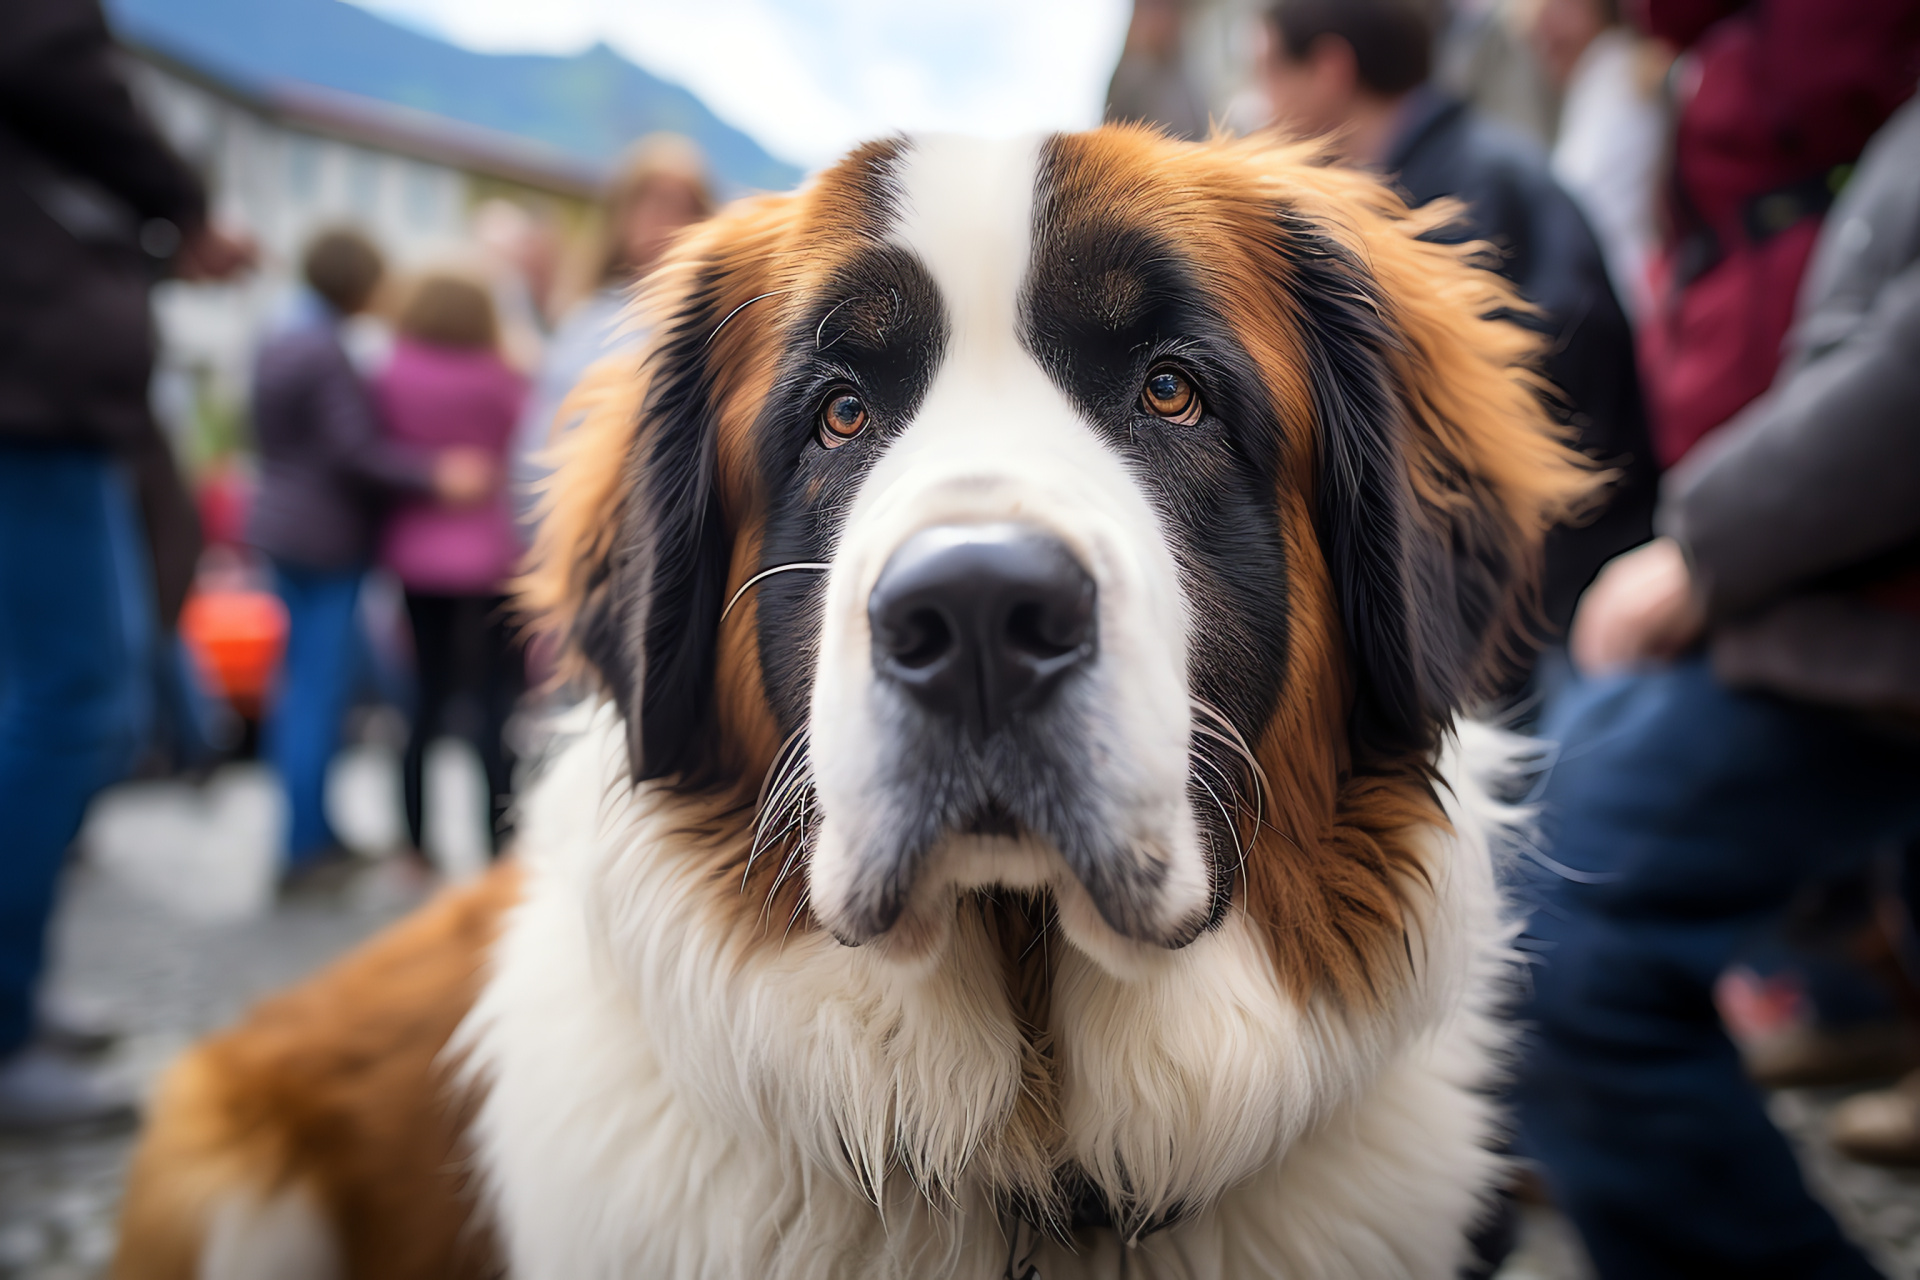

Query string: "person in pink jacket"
[[374, 273, 528, 856]]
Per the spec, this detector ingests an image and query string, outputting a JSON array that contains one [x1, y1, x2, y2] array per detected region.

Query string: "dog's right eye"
[[1140, 366, 1202, 426], [818, 389, 869, 448]]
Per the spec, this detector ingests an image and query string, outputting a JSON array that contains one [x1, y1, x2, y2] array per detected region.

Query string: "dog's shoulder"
[[113, 864, 521, 1280]]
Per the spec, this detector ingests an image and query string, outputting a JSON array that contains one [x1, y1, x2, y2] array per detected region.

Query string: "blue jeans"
[[0, 446, 153, 1054], [1516, 657, 1920, 1279], [264, 562, 363, 863]]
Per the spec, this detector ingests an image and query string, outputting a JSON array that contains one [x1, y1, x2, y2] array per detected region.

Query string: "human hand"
[[432, 448, 497, 506], [172, 223, 257, 281], [1569, 537, 1707, 676]]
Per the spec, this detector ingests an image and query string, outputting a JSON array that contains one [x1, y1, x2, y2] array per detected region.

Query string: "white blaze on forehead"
[[887, 134, 1042, 364], [806, 132, 1209, 961]]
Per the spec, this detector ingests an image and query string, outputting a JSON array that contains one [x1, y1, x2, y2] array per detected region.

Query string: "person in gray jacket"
[[1513, 95, 1920, 1278]]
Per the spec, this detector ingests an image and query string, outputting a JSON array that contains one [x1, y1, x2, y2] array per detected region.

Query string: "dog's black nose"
[[869, 523, 1096, 735]]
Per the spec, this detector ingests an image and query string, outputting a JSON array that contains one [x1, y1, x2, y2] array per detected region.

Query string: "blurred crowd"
[[4, 0, 1920, 1274], [1114, 0, 1920, 1275], [0, 0, 716, 1134]]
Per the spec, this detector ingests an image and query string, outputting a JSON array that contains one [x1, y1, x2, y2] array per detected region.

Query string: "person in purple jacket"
[[374, 272, 528, 857], [249, 231, 492, 883]]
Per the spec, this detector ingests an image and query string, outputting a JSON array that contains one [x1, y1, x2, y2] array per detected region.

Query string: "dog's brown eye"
[[818, 390, 868, 447], [1140, 367, 1201, 425]]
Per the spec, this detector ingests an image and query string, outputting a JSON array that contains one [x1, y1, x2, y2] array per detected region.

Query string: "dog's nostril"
[[868, 523, 1097, 735], [1005, 598, 1084, 659], [889, 607, 954, 669]]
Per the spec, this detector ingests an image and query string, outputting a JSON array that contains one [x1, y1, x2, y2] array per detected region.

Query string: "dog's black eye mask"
[[745, 218, 1298, 768], [729, 219, 1296, 942], [606, 156, 1505, 808], [752, 244, 949, 735]]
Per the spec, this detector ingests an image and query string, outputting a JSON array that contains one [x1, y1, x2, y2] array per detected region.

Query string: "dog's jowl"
[[115, 128, 1590, 1280]]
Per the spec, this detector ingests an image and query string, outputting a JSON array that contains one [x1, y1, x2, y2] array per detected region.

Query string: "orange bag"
[[180, 589, 289, 718]]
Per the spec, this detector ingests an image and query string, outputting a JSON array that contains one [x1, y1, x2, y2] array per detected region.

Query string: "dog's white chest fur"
[[456, 707, 1523, 1280]]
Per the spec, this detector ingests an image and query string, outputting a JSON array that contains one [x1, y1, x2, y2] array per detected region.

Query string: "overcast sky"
[[348, 0, 1134, 172]]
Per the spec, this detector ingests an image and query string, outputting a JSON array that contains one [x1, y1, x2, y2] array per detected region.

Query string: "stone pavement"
[[1781, 1089, 1920, 1277], [0, 857, 430, 1277], [0, 751, 450, 1279], [4, 763, 1920, 1278]]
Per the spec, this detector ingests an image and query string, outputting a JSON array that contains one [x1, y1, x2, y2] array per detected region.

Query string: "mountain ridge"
[[105, 0, 804, 193]]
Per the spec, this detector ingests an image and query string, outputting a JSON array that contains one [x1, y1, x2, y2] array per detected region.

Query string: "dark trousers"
[[0, 446, 151, 1054], [1516, 657, 1920, 1279], [402, 592, 522, 854]]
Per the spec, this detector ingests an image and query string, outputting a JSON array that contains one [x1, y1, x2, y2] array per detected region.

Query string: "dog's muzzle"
[[868, 523, 1096, 738], [821, 519, 1199, 951]]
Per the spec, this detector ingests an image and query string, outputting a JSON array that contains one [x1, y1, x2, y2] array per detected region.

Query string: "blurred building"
[[126, 46, 596, 458], [103, 0, 803, 463]]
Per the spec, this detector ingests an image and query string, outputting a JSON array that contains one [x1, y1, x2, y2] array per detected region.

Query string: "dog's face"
[[529, 128, 1583, 997]]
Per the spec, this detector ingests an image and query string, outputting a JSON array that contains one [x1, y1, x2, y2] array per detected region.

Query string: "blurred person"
[[1516, 94, 1920, 1277], [473, 197, 559, 374], [1633, 0, 1920, 469], [1434, 0, 1560, 146], [250, 230, 492, 883], [1105, 0, 1211, 141], [1532, 0, 1669, 321], [1262, 0, 1657, 637], [1615, 0, 1920, 1105], [0, 0, 251, 1129], [512, 134, 713, 525], [375, 273, 528, 856]]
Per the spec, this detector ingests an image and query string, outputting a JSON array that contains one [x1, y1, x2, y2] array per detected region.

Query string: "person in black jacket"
[[0, 0, 250, 1131], [1260, 0, 1657, 639]]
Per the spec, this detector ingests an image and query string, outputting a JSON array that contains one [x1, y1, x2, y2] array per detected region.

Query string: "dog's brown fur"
[[113, 129, 1589, 1276], [1037, 130, 1585, 1013], [112, 865, 519, 1279]]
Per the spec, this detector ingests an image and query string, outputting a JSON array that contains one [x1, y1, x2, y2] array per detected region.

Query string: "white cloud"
[[347, 0, 1133, 171]]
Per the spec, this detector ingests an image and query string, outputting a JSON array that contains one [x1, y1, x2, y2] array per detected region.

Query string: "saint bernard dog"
[[114, 127, 1589, 1280]]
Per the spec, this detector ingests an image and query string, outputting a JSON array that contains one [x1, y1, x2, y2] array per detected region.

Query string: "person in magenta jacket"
[[374, 272, 528, 856]]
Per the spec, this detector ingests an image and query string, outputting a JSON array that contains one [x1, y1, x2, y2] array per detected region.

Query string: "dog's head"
[[525, 128, 1585, 996]]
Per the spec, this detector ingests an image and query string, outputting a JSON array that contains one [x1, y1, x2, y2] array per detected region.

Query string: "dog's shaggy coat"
[[114, 127, 1588, 1280]]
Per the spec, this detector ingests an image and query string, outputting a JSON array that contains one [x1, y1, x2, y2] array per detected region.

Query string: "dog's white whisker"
[[783, 885, 813, 940], [766, 820, 814, 902], [1189, 698, 1274, 836], [704, 287, 791, 347], [749, 801, 806, 875], [721, 563, 831, 622], [746, 769, 814, 892], [1193, 772, 1247, 880], [758, 763, 814, 834], [754, 726, 810, 814], [814, 295, 854, 350]]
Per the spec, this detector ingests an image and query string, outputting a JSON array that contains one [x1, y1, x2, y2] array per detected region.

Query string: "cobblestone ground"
[[5, 776, 1919, 1278], [1780, 1089, 1920, 1277]]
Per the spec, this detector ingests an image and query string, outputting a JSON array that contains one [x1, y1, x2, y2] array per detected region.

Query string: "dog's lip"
[[823, 822, 1212, 954], [820, 820, 1050, 947]]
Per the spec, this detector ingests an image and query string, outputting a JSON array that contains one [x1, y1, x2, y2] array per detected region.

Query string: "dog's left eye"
[[1140, 366, 1202, 426], [818, 389, 869, 447]]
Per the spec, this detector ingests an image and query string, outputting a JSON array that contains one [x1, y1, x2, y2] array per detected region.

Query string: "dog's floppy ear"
[[1278, 195, 1590, 760], [519, 246, 752, 786]]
